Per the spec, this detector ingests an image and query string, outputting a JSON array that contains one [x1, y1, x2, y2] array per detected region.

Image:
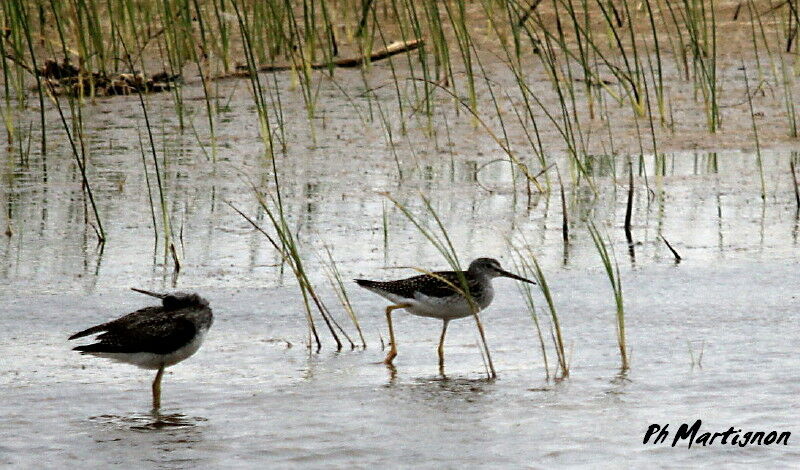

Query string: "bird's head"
[[468, 257, 535, 284], [131, 288, 209, 310]]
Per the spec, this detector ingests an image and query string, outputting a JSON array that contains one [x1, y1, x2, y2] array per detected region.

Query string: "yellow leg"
[[438, 320, 449, 369], [384, 304, 409, 365], [152, 364, 165, 412]]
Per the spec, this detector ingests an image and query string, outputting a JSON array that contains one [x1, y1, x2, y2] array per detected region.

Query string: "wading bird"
[[68, 288, 213, 412], [356, 258, 534, 369]]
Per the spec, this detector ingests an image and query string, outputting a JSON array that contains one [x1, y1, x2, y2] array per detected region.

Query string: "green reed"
[[742, 60, 765, 200], [229, 197, 354, 352], [681, 0, 719, 132], [511, 251, 551, 380], [120, 38, 180, 268], [321, 244, 366, 348], [5, 0, 46, 154], [588, 222, 628, 371], [47, 89, 106, 242], [513, 240, 569, 379], [0, 35, 12, 144]]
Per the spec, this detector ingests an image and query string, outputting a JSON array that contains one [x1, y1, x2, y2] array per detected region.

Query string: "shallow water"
[[4, 264, 800, 468], [2, 74, 800, 467]]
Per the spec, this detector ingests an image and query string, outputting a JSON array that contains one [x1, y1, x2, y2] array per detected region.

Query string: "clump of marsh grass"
[[512, 241, 569, 379], [588, 222, 629, 371], [227, 198, 354, 352], [679, 0, 720, 132], [320, 244, 366, 349], [5, 0, 799, 173], [510, 253, 551, 381]]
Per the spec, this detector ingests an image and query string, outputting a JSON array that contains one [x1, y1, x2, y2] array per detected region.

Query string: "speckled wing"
[[72, 307, 197, 355], [357, 271, 482, 299]]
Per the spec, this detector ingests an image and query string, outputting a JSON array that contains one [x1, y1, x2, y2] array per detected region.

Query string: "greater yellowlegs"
[[68, 288, 213, 412], [356, 257, 534, 367]]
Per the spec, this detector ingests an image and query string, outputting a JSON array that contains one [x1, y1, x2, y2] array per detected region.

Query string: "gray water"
[[2, 75, 799, 468]]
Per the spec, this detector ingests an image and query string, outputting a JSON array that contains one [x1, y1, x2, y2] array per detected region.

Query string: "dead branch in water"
[[7, 56, 180, 97], [217, 39, 423, 79], [791, 158, 800, 208], [661, 235, 682, 263]]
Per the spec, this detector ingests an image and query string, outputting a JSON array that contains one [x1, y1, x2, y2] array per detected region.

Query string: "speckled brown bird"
[[69, 288, 213, 412], [356, 258, 534, 368]]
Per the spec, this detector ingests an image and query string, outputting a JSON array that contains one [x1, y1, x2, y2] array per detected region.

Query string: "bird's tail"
[[72, 342, 109, 353], [68, 324, 107, 341]]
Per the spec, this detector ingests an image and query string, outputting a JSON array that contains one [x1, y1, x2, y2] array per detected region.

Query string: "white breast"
[[88, 328, 208, 370], [370, 283, 496, 320]]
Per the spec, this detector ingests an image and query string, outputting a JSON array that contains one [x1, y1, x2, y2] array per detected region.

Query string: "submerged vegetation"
[[2, 0, 799, 370]]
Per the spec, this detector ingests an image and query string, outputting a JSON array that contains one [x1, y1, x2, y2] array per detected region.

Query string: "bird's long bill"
[[130, 287, 167, 298], [498, 269, 536, 284]]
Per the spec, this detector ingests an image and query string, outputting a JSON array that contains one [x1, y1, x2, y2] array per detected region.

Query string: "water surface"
[[1, 75, 799, 467]]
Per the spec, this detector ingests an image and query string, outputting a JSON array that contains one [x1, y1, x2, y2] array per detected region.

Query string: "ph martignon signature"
[[643, 420, 790, 449]]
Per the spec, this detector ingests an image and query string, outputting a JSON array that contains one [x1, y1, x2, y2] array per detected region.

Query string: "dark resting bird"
[[355, 257, 534, 368], [68, 288, 213, 412]]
